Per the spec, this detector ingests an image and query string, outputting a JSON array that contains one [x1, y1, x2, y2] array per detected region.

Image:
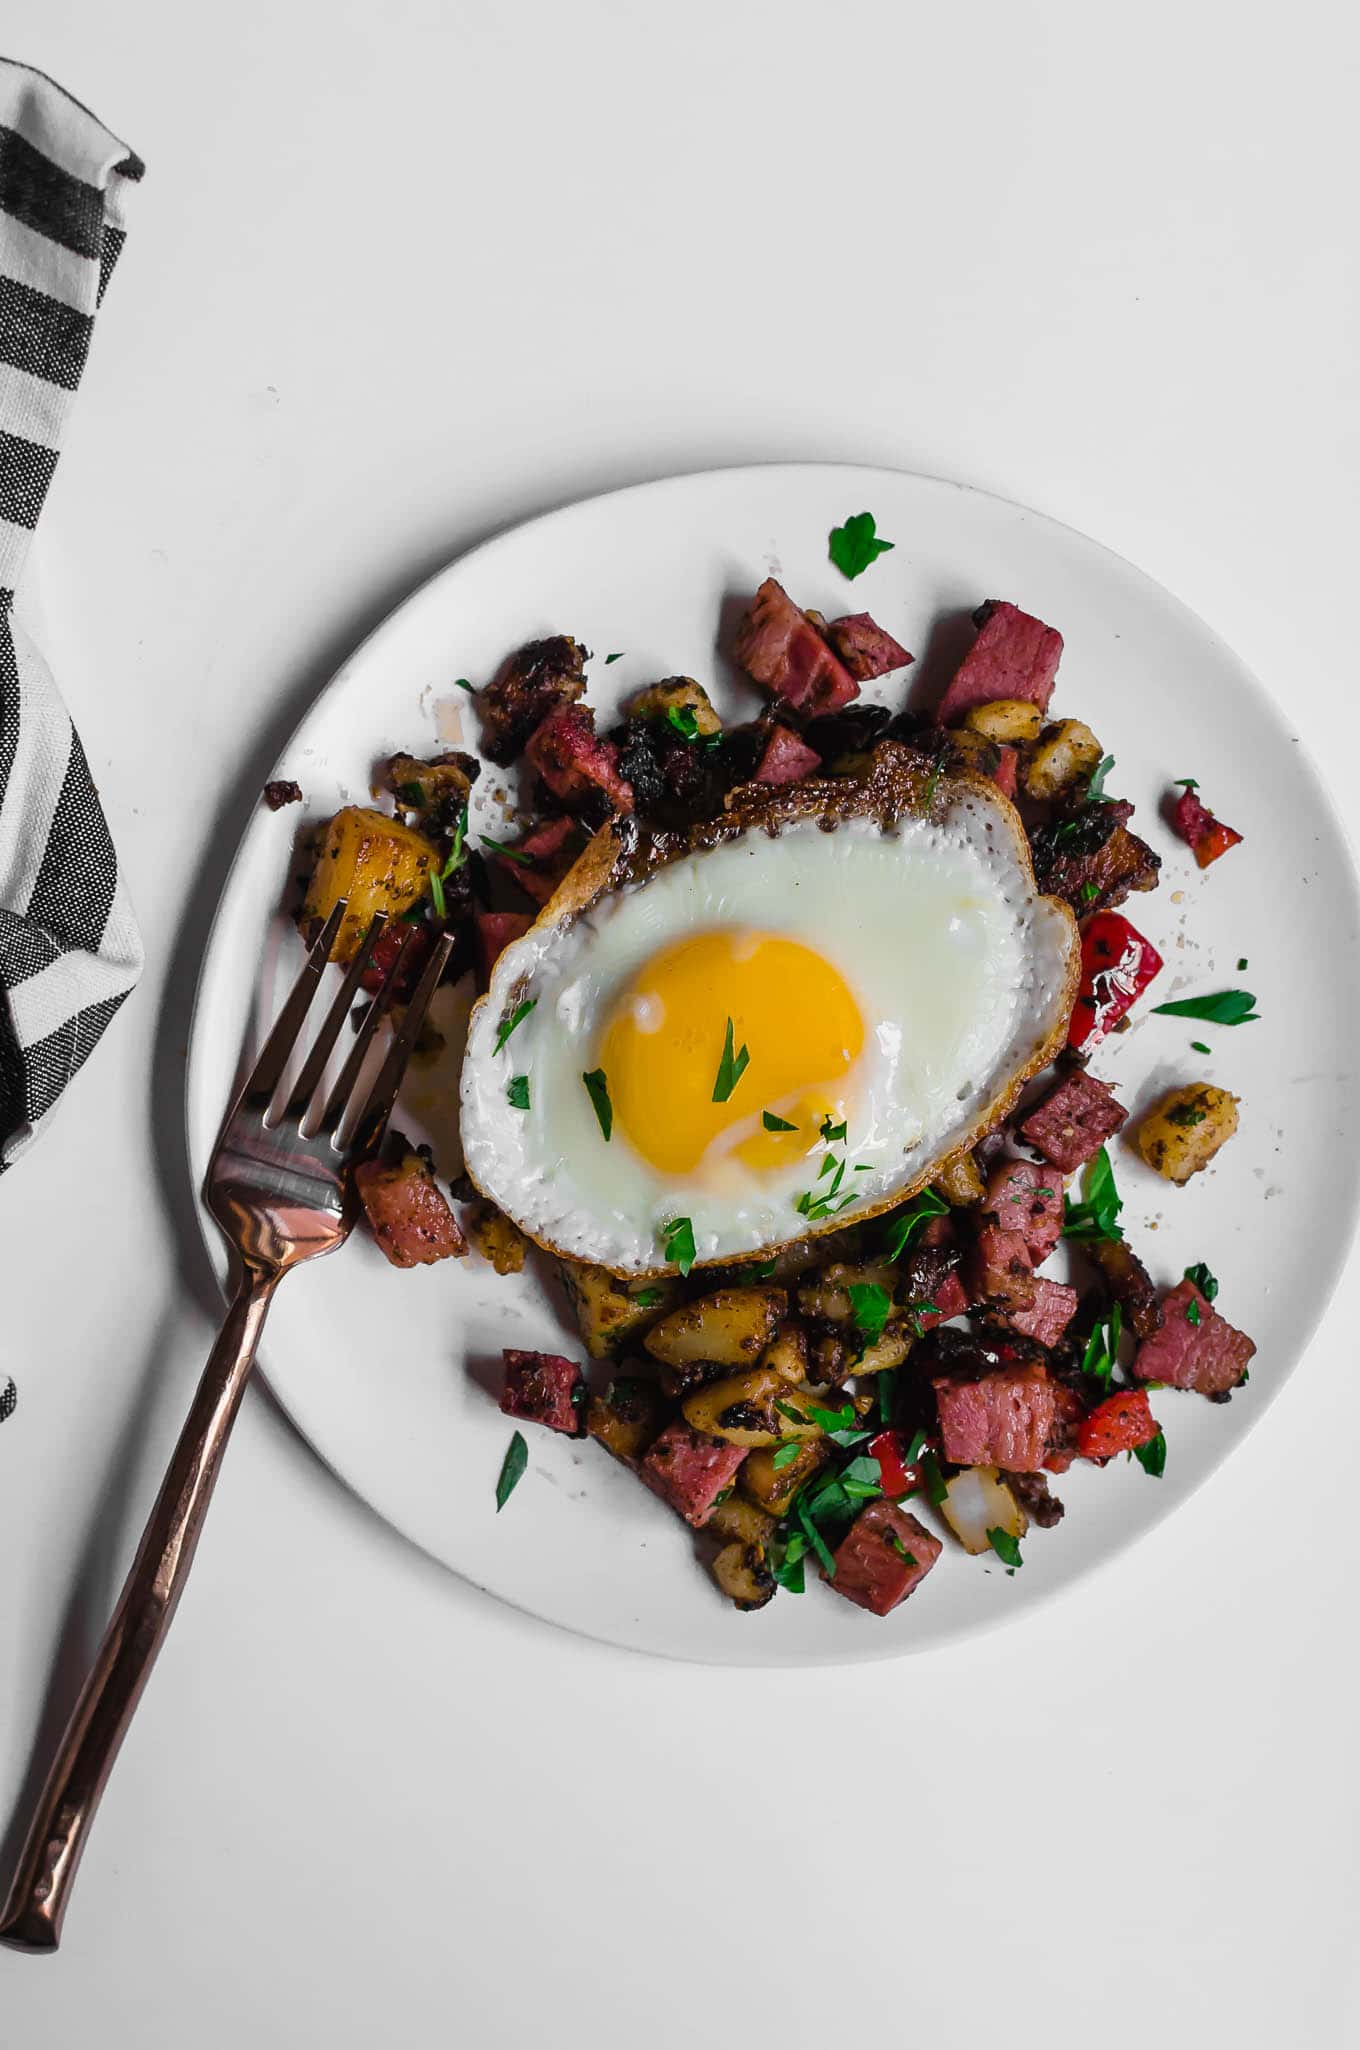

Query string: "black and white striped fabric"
[[0, 60, 144, 1172]]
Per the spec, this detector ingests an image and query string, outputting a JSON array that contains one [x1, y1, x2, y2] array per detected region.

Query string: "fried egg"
[[460, 754, 1078, 1274]]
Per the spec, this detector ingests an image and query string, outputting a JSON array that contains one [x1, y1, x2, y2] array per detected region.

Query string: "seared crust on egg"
[[461, 743, 1081, 1276]]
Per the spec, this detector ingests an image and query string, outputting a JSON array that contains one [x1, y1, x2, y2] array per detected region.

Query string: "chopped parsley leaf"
[[750, 1259, 779, 1280], [888, 1537, 918, 1565], [1184, 1261, 1219, 1301], [1063, 1146, 1124, 1243], [605, 651, 624, 664], [986, 1526, 1023, 1568], [1152, 988, 1259, 1026], [427, 802, 470, 919], [505, 1074, 530, 1111], [493, 997, 536, 1054], [398, 780, 426, 806], [1134, 1429, 1167, 1478], [1175, 777, 1199, 792], [1237, 957, 1248, 971], [495, 1430, 528, 1511], [632, 1286, 664, 1309], [1185, 1299, 1202, 1327], [879, 1188, 949, 1262], [454, 677, 475, 694], [1191, 1040, 1211, 1055], [1167, 1102, 1207, 1127], [1080, 880, 1100, 903], [582, 1067, 613, 1140], [828, 510, 894, 580], [762, 1110, 798, 1132], [919, 1449, 949, 1508], [661, 1215, 696, 1275], [876, 1368, 898, 1425], [819, 1114, 849, 1144], [712, 1017, 751, 1103], [666, 703, 700, 742], [772, 1442, 804, 1471], [796, 1496, 839, 1577], [480, 835, 535, 866], [1086, 754, 1115, 800], [847, 1281, 892, 1351]]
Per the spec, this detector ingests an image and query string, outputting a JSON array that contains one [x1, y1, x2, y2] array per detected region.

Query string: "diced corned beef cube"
[[934, 1363, 1057, 1472], [1044, 1381, 1086, 1474], [500, 1349, 584, 1435], [1132, 1280, 1255, 1396], [983, 1159, 1066, 1266], [992, 745, 1019, 799], [525, 703, 634, 816], [1171, 786, 1243, 868], [359, 918, 433, 998], [734, 579, 860, 717], [493, 814, 582, 906], [916, 1268, 971, 1329], [640, 1422, 746, 1527], [475, 909, 532, 984], [1032, 800, 1162, 917], [479, 635, 588, 765], [355, 1148, 468, 1268], [824, 1502, 942, 1616], [968, 1223, 1037, 1313], [755, 725, 822, 786], [1021, 1071, 1128, 1173], [1003, 1277, 1079, 1349], [935, 601, 1064, 725], [823, 613, 914, 682]]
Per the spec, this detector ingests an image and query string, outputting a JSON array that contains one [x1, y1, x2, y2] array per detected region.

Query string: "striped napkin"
[[0, 60, 144, 1183]]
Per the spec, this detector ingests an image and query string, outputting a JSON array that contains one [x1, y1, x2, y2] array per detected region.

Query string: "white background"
[[2, 2, 1358, 2043]]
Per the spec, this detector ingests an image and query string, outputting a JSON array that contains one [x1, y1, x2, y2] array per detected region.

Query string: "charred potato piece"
[[626, 675, 722, 737], [796, 1262, 897, 1324], [933, 1148, 985, 1207], [760, 1318, 809, 1385], [302, 805, 439, 965], [706, 1495, 775, 1546], [464, 1200, 529, 1275], [810, 1319, 913, 1385], [681, 1366, 810, 1448], [1022, 719, 1103, 801], [741, 1439, 827, 1516], [558, 1260, 681, 1358], [386, 751, 475, 814], [1134, 1084, 1240, 1185], [711, 1541, 776, 1612], [585, 1376, 662, 1465], [645, 1286, 787, 1371], [654, 1357, 726, 1403], [961, 698, 1045, 745], [944, 728, 1002, 779]]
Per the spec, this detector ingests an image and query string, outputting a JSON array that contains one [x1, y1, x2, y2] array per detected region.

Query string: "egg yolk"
[[597, 930, 864, 1176]]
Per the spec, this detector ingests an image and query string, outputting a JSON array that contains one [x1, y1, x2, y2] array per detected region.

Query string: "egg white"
[[460, 803, 1074, 1272]]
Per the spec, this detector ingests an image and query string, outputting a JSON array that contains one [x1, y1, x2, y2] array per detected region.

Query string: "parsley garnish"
[[632, 1286, 663, 1309], [1167, 1102, 1207, 1127], [769, 1530, 807, 1594], [454, 677, 475, 694], [1080, 1302, 1124, 1390], [1062, 1146, 1124, 1243], [750, 1259, 778, 1280], [879, 1189, 949, 1262], [819, 1115, 848, 1144], [428, 802, 470, 919], [1079, 880, 1100, 903], [795, 1495, 838, 1578], [582, 1068, 613, 1140], [919, 1449, 949, 1508], [712, 1018, 751, 1104], [605, 651, 624, 664], [986, 1526, 1023, 1569], [876, 1368, 898, 1425], [762, 1110, 797, 1132], [506, 1075, 530, 1111], [1086, 754, 1115, 800], [1134, 1429, 1167, 1478], [1191, 1039, 1211, 1055], [847, 1281, 892, 1354], [399, 780, 425, 806], [666, 703, 700, 742], [661, 1216, 696, 1275], [481, 835, 535, 866], [493, 997, 536, 1054], [1175, 777, 1199, 791], [1185, 1299, 1202, 1327], [495, 1430, 528, 1511], [771, 1442, 803, 1471], [1184, 1261, 1219, 1301], [888, 1537, 919, 1566], [1152, 989, 1259, 1025], [828, 510, 894, 580]]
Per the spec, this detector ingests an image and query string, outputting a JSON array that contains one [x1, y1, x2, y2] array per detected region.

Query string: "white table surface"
[[3, 3, 1358, 2042]]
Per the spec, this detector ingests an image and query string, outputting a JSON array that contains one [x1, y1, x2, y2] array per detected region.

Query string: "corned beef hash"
[[292, 510, 1256, 1618]]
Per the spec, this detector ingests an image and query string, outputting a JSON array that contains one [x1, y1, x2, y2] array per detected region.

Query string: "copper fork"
[[0, 901, 454, 1953]]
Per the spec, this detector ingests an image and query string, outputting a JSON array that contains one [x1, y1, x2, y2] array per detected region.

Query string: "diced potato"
[[938, 1465, 1028, 1556], [706, 1495, 775, 1546], [557, 1260, 682, 1358], [645, 1286, 787, 1371], [933, 1148, 985, 1207], [760, 1318, 809, 1385], [302, 805, 439, 965], [654, 1358, 725, 1403], [585, 1377, 662, 1464], [961, 698, 1045, 745], [741, 1440, 827, 1516], [1134, 1083, 1240, 1186], [796, 1262, 896, 1324], [710, 1541, 776, 1612], [810, 1320, 914, 1384], [627, 675, 722, 737], [1022, 719, 1103, 801], [386, 752, 474, 814], [465, 1200, 529, 1275], [944, 728, 1003, 779], [682, 1367, 806, 1448]]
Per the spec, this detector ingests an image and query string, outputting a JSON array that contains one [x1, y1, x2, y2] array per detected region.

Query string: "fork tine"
[[242, 901, 346, 1105], [279, 912, 390, 1121], [309, 924, 421, 1136], [347, 928, 457, 1150]]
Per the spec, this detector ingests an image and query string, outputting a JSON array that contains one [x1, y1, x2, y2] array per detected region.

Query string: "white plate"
[[186, 463, 1360, 1666]]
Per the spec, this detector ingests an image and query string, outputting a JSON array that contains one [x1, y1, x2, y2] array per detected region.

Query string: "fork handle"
[[0, 1268, 278, 1952]]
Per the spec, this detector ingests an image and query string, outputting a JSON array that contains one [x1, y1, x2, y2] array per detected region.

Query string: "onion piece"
[[939, 1465, 1029, 1555]]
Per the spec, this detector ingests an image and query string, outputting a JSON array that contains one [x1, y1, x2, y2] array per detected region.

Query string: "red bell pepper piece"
[[1077, 1387, 1160, 1462], [1068, 911, 1164, 1052], [868, 1429, 923, 1500], [1172, 785, 1243, 868]]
